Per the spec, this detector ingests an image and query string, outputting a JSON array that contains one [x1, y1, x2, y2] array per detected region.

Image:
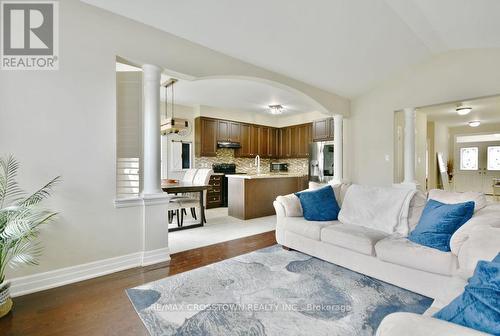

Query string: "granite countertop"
[[227, 173, 307, 179]]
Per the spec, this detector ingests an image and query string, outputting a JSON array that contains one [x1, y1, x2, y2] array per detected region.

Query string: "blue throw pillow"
[[408, 199, 474, 252], [295, 185, 340, 221], [433, 253, 500, 335]]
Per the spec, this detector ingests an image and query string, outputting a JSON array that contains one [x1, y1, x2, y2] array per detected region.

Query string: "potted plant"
[[0, 155, 60, 318]]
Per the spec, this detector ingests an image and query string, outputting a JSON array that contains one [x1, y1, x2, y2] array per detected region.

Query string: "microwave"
[[270, 162, 288, 173]]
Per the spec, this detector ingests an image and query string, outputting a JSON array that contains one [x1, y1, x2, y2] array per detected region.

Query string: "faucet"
[[255, 155, 261, 174]]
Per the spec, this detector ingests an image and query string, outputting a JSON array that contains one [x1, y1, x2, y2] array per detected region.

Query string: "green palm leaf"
[[0, 155, 25, 208], [20, 176, 61, 207], [0, 155, 59, 283]]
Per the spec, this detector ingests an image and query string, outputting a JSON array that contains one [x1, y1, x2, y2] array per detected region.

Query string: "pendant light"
[[160, 79, 190, 135]]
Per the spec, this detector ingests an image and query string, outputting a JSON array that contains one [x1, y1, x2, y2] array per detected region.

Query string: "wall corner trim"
[[9, 247, 171, 297]]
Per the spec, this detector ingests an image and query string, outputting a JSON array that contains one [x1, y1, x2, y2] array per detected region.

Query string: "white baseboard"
[[9, 248, 171, 297]]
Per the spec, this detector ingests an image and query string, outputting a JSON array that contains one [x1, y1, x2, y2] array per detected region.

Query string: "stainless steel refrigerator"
[[309, 141, 334, 182]]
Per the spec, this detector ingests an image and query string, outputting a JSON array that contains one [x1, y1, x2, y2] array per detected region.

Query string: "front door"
[[454, 135, 500, 194]]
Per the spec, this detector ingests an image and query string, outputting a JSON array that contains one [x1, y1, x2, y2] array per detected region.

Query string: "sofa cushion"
[[428, 189, 487, 213], [284, 217, 338, 241], [321, 224, 388, 256], [408, 199, 474, 252], [375, 237, 458, 276], [433, 254, 500, 335], [296, 185, 340, 221]]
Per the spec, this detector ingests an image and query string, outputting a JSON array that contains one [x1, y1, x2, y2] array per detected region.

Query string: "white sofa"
[[273, 183, 500, 336]]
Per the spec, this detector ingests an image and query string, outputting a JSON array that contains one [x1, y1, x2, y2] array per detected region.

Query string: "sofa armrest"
[[456, 225, 500, 279], [376, 313, 488, 336]]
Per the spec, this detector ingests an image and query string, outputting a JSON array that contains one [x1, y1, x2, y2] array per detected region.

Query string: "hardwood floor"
[[0, 231, 277, 336]]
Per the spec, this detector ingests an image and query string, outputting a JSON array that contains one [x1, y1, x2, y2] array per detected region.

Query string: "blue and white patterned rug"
[[127, 245, 432, 335]]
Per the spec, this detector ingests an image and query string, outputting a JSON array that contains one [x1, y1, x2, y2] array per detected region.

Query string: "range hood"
[[217, 141, 241, 149]]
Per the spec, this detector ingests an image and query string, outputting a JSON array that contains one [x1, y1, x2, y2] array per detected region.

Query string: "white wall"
[[348, 49, 500, 186], [0, 0, 346, 280]]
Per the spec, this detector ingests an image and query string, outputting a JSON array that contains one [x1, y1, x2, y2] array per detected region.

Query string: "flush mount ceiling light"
[[468, 120, 481, 127], [456, 106, 472, 115], [269, 104, 284, 115]]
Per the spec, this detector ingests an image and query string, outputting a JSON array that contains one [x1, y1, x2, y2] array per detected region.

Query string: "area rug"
[[127, 245, 432, 336]]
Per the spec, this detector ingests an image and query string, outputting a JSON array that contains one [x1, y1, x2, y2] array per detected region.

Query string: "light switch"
[[385, 154, 390, 162]]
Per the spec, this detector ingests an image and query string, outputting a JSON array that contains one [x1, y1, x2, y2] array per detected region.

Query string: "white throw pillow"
[[328, 182, 351, 207], [276, 194, 303, 217], [407, 191, 427, 233], [427, 189, 487, 213], [308, 181, 350, 207]]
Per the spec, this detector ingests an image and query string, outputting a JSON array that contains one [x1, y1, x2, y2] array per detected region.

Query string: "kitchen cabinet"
[[206, 174, 223, 209], [250, 125, 260, 157], [217, 120, 241, 142], [312, 118, 334, 141], [235, 124, 259, 158], [196, 116, 312, 159], [236, 124, 251, 157], [296, 123, 312, 157], [269, 128, 279, 157], [260, 127, 270, 158], [195, 117, 218, 157], [279, 127, 292, 158]]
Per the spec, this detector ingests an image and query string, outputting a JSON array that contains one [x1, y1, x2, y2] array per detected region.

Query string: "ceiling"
[[117, 63, 324, 116], [161, 77, 322, 116], [423, 95, 500, 127], [84, 0, 500, 98]]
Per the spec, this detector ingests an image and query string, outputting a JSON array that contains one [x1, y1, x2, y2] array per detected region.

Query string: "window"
[[460, 147, 478, 170], [488, 146, 500, 171], [116, 158, 140, 198], [116, 63, 142, 199], [457, 133, 500, 143]]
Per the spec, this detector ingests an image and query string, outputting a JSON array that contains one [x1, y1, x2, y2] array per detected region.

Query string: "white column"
[[140, 64, 170, 265], [403, 107, 417, 187], [141, 64, 162, 195], [333, 114, 343, 184]]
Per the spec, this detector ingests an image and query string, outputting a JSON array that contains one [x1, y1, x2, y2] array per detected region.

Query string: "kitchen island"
[[227, 173, 308, 220]]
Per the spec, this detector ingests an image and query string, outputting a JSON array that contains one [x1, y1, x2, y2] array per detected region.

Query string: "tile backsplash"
[[195, 148, 308, 175]]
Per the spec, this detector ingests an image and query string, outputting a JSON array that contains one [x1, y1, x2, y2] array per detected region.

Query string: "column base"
[[141, 193, 170, 266]]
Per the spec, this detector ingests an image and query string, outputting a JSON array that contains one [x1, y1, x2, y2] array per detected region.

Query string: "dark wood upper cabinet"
[[279, 127, 292, 158], [269, 128, 278, 158], [312, 118, 334, 141], [250, 125, 260, 157], [217, 120, 229, 141], [296, 123, 312, 157], [229, 122, 241, 142], [195, 117, 218, 157], [235, 124, 251, 157], [217, 120, 241, 142], [260, 127, 270, 157], [196, 116, 312, 159]]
